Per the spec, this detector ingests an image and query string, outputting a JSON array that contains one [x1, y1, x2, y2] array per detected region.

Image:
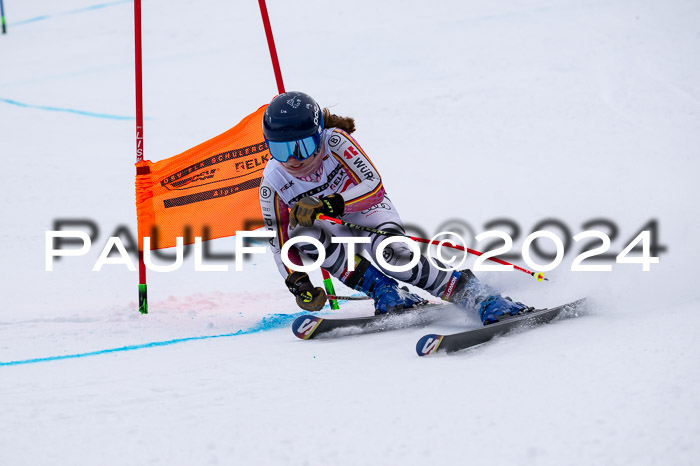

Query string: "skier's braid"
[[323, 108, 355, 134]]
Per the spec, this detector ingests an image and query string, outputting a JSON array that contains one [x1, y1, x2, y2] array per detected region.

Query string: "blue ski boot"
[[441, 269, 531, 324], [343, 256, 426, 315], [477, 295, 530, 324]]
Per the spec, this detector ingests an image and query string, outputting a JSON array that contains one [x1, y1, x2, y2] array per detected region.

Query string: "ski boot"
[[478, 295, 531, 324], [442, 269, 531, 324], [343, 256, 426, 315]]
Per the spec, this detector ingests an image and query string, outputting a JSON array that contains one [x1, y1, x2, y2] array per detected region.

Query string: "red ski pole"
[[317, 214, 547, 282]]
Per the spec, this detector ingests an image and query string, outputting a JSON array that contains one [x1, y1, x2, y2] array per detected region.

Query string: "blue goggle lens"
[[266, 133, 321, 163]]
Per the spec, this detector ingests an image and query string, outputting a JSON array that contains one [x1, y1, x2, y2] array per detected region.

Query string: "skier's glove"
[[285, 271, 327, 312], [289, 194, 344, 228]]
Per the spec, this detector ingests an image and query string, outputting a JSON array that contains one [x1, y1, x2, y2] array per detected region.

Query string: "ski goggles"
[[265, 133, 321, 163]]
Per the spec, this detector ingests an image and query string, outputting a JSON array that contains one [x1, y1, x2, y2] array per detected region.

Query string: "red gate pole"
[[257, 0, 339, 310], [258, 0, 285, 95], [134, 0, 148, 313]]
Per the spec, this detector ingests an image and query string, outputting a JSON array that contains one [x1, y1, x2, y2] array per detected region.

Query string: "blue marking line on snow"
[[0, 311, 311, 367], [11, 0, 131, 27], [0, 98, 137, 120]]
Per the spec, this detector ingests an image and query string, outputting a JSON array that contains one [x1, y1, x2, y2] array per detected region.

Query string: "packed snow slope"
[[1, 1, 699, 465]]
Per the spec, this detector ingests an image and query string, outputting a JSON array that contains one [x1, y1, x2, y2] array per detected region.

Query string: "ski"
[[292, 302, 447, 340], [416, 298, 588, 356]]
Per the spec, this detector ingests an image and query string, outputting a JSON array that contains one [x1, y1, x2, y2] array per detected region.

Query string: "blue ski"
[[416, 298, 588, 356], [292, 302, 447, 340]]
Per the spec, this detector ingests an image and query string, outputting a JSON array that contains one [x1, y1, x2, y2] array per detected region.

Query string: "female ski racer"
[[258, 91, 530, 322]]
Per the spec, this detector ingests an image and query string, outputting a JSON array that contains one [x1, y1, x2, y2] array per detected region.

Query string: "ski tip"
[[292, 315, 324, 340], [416, 334, 444, 357]]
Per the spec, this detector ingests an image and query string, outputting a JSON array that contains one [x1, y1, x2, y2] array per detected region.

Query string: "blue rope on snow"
[[10, 0, 131, 27], [0, 311, 311, 367], [0, 97, 136, 120]]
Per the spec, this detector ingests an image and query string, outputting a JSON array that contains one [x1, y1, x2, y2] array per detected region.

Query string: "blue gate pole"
[[1, 0, 7, 34]]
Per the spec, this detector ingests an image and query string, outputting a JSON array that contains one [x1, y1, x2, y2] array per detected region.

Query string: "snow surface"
[[1, 0, 700, 465]]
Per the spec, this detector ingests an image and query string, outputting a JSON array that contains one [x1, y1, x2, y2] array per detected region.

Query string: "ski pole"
[[316, 214, 547, 282], [326, 295, 373, 301]]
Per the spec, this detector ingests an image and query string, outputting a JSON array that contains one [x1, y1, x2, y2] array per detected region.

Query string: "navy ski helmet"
[[263, 91, 324, 163]]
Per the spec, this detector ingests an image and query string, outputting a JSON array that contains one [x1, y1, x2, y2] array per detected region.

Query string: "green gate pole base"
[[322, 275, 340, 310], [139, 284, 148, 314]]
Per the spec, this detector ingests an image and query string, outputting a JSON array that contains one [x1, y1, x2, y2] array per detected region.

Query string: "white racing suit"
[[258, 128, 453, 297]]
